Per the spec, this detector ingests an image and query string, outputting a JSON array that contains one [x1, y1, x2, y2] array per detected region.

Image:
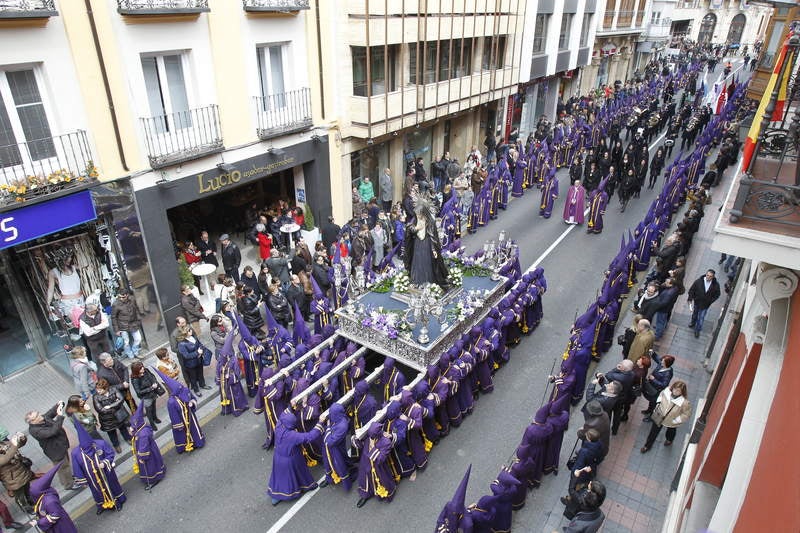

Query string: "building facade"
[[313, 0, 525, 220], [0, 0, 328, 378], [661, 11, 800, 531], [582, 0, 649, 94], [670, 0, 772, 48], [516, 0, 598, 138], [635, 0, 676, 68]]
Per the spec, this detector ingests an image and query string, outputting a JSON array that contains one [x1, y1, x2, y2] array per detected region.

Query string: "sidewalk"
[[535, 165, 730, 532]]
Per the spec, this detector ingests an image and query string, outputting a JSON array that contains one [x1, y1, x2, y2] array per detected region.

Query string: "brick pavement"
[[535, 173, 728, 532]]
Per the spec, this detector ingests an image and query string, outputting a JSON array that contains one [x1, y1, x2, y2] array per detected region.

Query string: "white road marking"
[[265, 476, 326, 533]]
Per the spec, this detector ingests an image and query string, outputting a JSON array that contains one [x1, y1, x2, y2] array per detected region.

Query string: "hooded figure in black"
[[403, 194, 450, 289]]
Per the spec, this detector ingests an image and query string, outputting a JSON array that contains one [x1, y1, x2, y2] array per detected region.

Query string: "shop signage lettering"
[[0, 190, 97, 251], [197, 156, 296, 194]]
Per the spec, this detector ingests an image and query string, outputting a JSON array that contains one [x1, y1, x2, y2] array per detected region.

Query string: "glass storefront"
[[351, 142, 390, 199], [0, 181, 162, 380], [404, 127, 433, 172]]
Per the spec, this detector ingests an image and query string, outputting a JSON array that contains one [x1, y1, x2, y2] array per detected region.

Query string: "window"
[[532, 14, 549, 54], [0, 68, 55, 167], [141, 54, 191, 132], [410, 39, 473, 84], [580, 13, 592, 47], [651, 11, 661, 24], [482, 35, 507, 70], [559, 14, 573, 49], [352, 45, 397, 96], [257, 44, 287, 109]]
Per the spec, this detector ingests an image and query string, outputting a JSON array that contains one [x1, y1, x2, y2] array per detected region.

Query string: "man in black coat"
[[25, 403, 79, 491], [321, 216, 341, 250], [583, 378, 621, 418], [197, 230, 218, 267], [687, 269, 721, 338], [601, 359, 635, 435], [220, 234, 241, 282], [285, 274, 308, 321]]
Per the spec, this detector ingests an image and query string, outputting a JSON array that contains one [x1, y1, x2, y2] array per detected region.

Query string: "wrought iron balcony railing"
[[242, 0, 309, 12], [0, 130, 97, 204], [0, 0, 57, 18], [729, 41, 800, 233], [117, 0, 209, 15], [254, 87, 313, 140], [140, 105, 223, 169]]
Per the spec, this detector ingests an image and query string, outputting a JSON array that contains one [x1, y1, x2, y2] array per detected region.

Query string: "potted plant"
[[299, 202, 320, 247]]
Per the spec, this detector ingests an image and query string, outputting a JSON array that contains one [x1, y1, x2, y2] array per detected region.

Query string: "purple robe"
[[511, 158, 527, 197], [32, 489, 77, 533], [377, 364, 406, 404], [322, 404, 354, 490], [351, 382, 378, 432], [542, 411, 570, 476], [385, 408, 415, 479], [254, 369, 282, 449], [357, 428, 397, 501], [587, 189, 608, 234], [312, 297, 333, 335], [539, 175, 559, 218], [166, 393, 205, 453], [71, 441, 126, 511], [562, 184, 586, 224], [518, 405, 554, 488], [267, 415, 323, 501], [216, 354, 249, 416], [404, 401, 429, 469], [131, 423, 166, 487]]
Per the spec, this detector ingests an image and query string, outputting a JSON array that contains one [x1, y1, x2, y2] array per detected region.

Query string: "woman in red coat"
[[256, 224, 272, 261]]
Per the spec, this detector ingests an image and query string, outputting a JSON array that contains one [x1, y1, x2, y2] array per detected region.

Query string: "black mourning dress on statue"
[[403, 213, 450, 289]]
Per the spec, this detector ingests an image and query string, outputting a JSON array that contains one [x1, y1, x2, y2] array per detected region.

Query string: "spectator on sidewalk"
[[65, 395, 103, 441], [577, 401, 610, 461], [241, 266, 262, 297], [653, 278, 681, 340], [621, 354, 651, 422], [600, 360, 635, 435], [111, 289, 142, 360], [379, 169, 394, 213], [627, 319, 655, 363], [78, 303, 111, 361], [169, 316, 192, 385], [321, 216, 341, 250], [220, 234, 241, 283], [25, 403, 80, 491], [642, 353, 675, 418], [155, 347, 181, 382], [566, 429, 603, 494], [561, 479, 606, 532], [583, 376, 621, 418], [197, 230, 218, 267], [264, 249, 291, 291], [633, 283, 660, 322], [130, 361, 162, 431], [687, 269, 721, 338], [175, 325, 212, 396], [180, 285, 207, 337], [92, 379, 132, 454], [640, 380, 691, 453], [0, 425, 35, 515], [619, 314, 643, 360], [96, 352, 137, 411], [69, 346, 97, 400]]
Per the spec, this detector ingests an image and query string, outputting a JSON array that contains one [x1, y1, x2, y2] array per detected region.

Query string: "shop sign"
[[0, 190, 96, 250], [197, 157, 296, 194]]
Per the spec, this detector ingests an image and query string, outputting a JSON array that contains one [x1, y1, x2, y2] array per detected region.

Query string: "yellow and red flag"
[[741, 31, 795, 170]]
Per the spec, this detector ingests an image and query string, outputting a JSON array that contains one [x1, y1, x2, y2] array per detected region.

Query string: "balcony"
[[254, 88, 313, 140], [140, 105, 223, 169], [116, 0, 209, 16], [714, 75, 800, 270], [0, 0, 57, 19], [242, 0, 309, 12], [0, 130, 97, 206]]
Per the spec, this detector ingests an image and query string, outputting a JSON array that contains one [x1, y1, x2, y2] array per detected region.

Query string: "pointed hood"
[[29, 461, 61, 499], [310, 275, 325, 300], [292, 302, 310, 345], [236, 314, 259, 346], [533, 404, 550, 424], [155, 368, 186, 397], [220, 330, 236, 358], [72, 417, 96, 451], [262, 301, 281, 333], [131, 399, 145, 427], [437, 464, 471, 527]]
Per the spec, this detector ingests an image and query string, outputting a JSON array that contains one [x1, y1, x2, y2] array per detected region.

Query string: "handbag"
[[565, 437, 580, 471], [642, 380, 659, 400], [155, 383, 166, 397], [651, 403, 675, 427]]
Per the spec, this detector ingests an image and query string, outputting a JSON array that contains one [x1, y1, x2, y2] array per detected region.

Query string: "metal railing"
[[254, 87, 313, 140], [0, 0, 56, 15], [116, 0, 208, 13], [140, 105, 223, 169], [0, 130, 96, 203], [242, 0, 309, 10]]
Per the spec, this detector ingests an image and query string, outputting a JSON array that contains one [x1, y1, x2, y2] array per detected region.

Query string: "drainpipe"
[[84, 0, 129, 172]]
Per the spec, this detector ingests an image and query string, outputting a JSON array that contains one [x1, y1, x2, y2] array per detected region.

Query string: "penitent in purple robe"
[[157, 369, 206, 453], [562, 183, 586, 224], [385, 402, 415, 479], [511, 158, 527, 197], [518, 404, 553, 488], [357, 423, 397, 502], [539, 173, 559, 218], [217, 353, 249, 416], [29, 462, 77, 533], [268, 412, 323, 501], [254, 367, 283, 450], [70, 422, 125, 512], [130, 402, 166, 487], [542, 395, 571, 476], [586, 188, 608, 234], [322, 404, 354, 490]]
